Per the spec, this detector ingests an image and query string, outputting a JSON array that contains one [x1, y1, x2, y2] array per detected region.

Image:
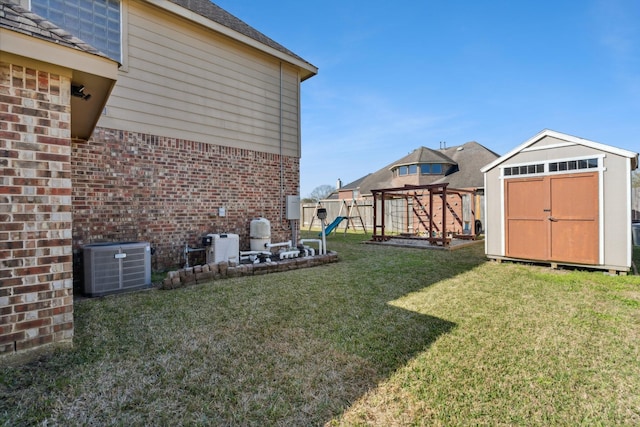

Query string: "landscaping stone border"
[[160, 252, 339, 290]]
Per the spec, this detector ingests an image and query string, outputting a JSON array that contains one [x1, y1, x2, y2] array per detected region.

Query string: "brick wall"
[[72, 128, 300, 274], [0, 61, 74, 357]]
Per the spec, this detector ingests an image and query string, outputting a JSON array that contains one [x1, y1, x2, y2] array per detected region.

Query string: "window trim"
[[499, 154, 606, 179]]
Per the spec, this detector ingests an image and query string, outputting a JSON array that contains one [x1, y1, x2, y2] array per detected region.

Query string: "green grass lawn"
[[2, 232, 640, 426]]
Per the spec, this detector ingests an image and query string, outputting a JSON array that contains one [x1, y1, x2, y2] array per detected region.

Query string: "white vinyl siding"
[[99, 1, 301, 157]]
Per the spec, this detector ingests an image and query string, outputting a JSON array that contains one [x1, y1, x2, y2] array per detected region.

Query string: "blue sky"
[[216, 0, 640, 198]]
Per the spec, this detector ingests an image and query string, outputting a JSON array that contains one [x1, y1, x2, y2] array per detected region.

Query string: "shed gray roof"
[[0, 0, 107, 58], [169, 0, 313, 66]]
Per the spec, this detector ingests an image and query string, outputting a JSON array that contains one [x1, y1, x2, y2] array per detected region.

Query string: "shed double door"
[[505, 172, 598, 264]]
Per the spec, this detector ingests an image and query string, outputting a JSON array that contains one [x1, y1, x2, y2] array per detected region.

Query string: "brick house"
[[1, 1, 119, 357], [1, 0, 316, 359], [22, 0, 316, 274]]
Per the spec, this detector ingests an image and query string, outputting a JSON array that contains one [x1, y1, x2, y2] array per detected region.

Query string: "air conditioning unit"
[[83, 242, 151, 297], [206, 233, 239, 264]]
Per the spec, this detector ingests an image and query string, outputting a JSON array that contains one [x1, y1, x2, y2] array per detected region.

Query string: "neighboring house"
[[18, 0, 317, 273], [303, 141, 498, 237], [482, 129, 638, 273], [336, 141, 499, 199], [1, 0, 316, 359], [1, 1, 119, 357], [321, 141, 499, 236]]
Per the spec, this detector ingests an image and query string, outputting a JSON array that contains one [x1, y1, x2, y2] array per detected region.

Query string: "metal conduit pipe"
[[279, 62, 284, 223], [184, 244, 206, 268]]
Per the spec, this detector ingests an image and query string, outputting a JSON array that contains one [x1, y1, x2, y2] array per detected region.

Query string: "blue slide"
[[319, 216, 346, 236]]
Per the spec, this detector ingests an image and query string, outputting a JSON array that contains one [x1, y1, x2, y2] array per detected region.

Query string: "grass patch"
[[2, 232, 640, 425]]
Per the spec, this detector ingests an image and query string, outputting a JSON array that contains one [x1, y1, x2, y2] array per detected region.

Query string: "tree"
[[633, 169, 640, 188], [305, 184, 335, 202]]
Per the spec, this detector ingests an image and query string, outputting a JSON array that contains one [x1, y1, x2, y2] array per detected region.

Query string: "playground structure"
[[309, 199, 367, 236], [370, 183, 479, 247]]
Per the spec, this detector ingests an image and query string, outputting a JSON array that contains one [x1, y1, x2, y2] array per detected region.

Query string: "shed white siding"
[[482, 130, 638, 273], [98, 1, 302, 157]]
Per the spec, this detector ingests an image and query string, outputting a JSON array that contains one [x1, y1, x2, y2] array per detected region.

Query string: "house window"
[[397, 165, 419, 176], [32, 0, 121, 62], [420, 164, 443, 175]]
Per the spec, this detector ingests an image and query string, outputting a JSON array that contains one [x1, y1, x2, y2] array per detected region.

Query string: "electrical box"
[[286, 195, 300, 220]]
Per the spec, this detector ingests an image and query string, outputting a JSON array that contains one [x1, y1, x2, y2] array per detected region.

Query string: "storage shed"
[[481, 130, 638, 273]]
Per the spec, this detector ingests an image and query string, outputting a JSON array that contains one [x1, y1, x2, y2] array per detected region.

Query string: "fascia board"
[[0, 28, 119, 80]]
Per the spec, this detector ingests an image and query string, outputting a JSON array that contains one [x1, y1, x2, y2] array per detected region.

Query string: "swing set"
[[371, 183, 479, 247], [308, 198, 367, 235]]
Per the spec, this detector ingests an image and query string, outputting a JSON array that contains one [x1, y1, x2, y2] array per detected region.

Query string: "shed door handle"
[[548, 216, 558, 222]]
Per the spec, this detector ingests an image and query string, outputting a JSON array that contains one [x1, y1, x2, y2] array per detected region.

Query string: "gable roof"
[[0, 0, 109, 59], [340, 141, 499, 196], [433, 141, 500, 188], [157, 0, 317, 80], [481, 129, 638, 172]]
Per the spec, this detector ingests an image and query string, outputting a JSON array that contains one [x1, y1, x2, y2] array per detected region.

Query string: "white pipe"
[[320, 221, 327, 255], [265, 240, 291, 249], [279, 249, 300, 260], [300, 239, 323, 256]]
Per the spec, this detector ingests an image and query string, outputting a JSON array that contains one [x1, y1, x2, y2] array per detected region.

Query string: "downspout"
[[279, 62, 284, 224]]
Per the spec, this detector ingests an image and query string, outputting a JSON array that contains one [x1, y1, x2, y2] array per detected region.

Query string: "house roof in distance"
[[391, 146, 457, 167], [433, 141, 500, 188], [339, 141, 499, 197]]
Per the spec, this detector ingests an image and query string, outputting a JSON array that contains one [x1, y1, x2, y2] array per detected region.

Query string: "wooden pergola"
[[370, 183, 478, 246]]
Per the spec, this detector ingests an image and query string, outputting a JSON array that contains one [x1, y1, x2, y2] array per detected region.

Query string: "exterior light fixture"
[[71, 84, 92, 101]]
